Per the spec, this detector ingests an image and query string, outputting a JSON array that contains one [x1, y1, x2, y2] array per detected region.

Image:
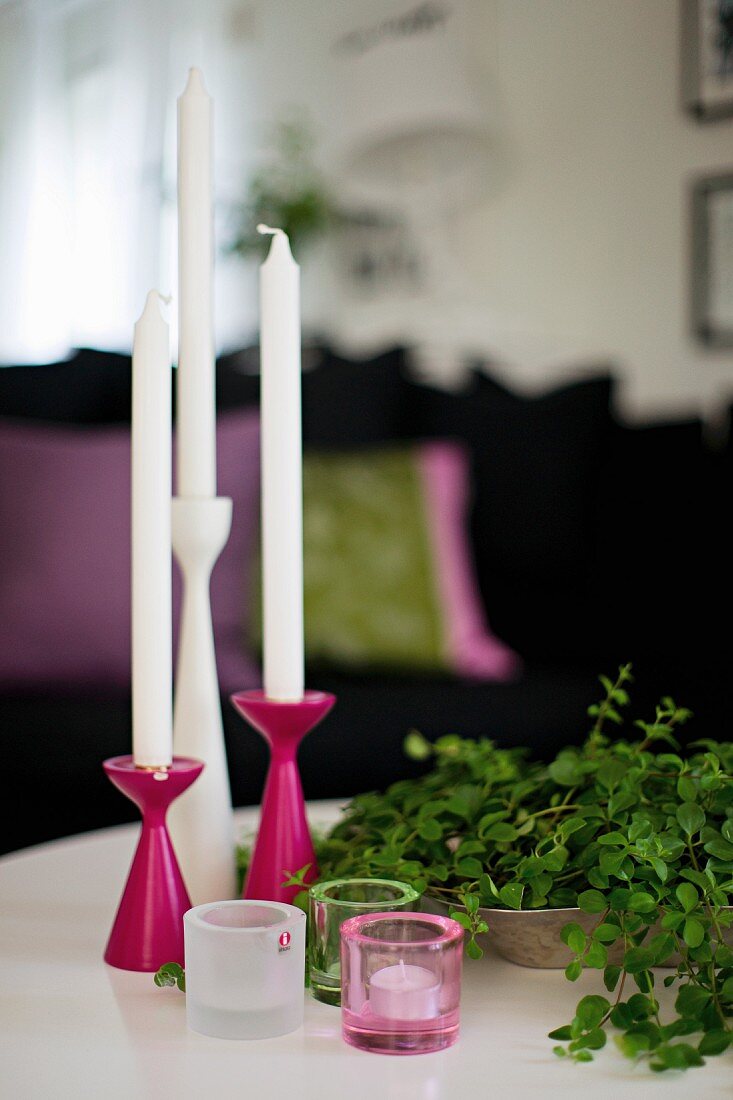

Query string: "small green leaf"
[[483, 822, 518, 843], [677, 776, 697, 802], [548, 1025, 573, 1041], [575, 995, 610, 1030], [698, 1030, 732, 1056], [466, 938, 483, 960], [455, 857, 484, 878], [683, 917, 705, 948], [154, 962, 185, 992], [608, 886, 632, 910], [704, 838, 733, 861], [565, 960, 582, 982], [596, 832, 627, 846], [675, 983, 711, 1017], [628, 891, 656, 913], [498, 882, 524, 910], [593, 923, 620, 944], [417, 819, 443, 841], [449, 910, 472, 931], [675, 882, 699, 913], [649, 857, 668, 883], [610, 1002, 634, 1028], [603, 964, 622, 991], [585, 941, 608, 969], [676, 802, 705, 836], [578, 889, 607, 914], [615, 1031, 651, 1058], [623, 946, 655, 973], [561, 922, 587, 954], [404, 731, 432, 760], [464, 892, 480, 914]]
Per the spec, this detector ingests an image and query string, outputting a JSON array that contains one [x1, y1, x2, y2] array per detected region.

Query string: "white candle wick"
[[257, 224, 286, 238], [399, 959, 407, 980]]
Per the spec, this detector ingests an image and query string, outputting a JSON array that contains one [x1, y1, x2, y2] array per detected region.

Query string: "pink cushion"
[[419, 442, 520, 680], [0, 411, 261, 693]]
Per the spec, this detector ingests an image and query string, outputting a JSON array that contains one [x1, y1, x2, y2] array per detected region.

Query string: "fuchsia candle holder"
[[340, 912, 464, 1055], [230, 689, 335, 904], [103, 755, 203, 972]]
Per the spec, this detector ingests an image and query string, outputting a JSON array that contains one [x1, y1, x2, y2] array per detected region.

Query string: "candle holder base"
[[230, 690, 335, 904], [342, 1017, 460, 1056], [103, 755, 204, 972]]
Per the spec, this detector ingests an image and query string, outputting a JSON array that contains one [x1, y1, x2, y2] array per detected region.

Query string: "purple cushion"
[[0, 410, 261, 693]]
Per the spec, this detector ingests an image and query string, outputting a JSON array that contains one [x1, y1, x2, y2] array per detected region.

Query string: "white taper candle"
[[177, 67, 216, 498], [259, 225, 304, 702], [132, 291, 173, 767]]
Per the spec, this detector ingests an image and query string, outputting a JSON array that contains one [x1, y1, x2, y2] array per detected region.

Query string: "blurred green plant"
[[229, 116, 335, 259]]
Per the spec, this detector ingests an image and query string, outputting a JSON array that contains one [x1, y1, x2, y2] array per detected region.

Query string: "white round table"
[[2, 803, 730, 1099]]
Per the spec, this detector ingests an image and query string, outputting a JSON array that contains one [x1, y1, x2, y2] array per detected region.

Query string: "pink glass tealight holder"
[[340, 912, 464, 1055]]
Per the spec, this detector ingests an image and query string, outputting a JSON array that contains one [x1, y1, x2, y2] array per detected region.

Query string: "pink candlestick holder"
[[230, 689, 336, 904], [103, 755, 204, 972]]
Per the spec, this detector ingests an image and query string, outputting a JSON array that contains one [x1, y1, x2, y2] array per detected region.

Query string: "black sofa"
[[1, 346, 728, 854]]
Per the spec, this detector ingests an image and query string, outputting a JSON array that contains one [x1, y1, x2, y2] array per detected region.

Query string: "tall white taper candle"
[[177, 67, 216, 498], [259, 225, 304, 702], [132, 291, 173, 767]]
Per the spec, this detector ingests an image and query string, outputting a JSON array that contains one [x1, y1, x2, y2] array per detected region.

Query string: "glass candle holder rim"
[[185, 899, 306, 933], [309, 877, 420, 908], [339, 911, 464, 948]]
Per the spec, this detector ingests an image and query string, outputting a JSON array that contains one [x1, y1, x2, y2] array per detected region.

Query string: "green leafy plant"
[[290, 665, 733, 1071]]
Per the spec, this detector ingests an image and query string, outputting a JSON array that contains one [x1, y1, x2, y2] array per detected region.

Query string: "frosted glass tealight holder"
[[184, 900, 306, 1039]]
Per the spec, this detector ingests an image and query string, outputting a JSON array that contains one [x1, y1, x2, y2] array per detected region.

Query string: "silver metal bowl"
[[425, 895, 733, 969]]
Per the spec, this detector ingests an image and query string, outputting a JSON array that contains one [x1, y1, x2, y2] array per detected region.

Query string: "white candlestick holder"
[[168, 495, 236, 903]]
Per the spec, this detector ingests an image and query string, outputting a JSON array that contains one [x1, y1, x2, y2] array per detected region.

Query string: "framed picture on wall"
[[692, 173, 733, 346], [682, 0, 733, 120]]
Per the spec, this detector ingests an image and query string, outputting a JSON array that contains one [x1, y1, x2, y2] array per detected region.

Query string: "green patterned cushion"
[[251, 442, 519, 678], [303, 447, 444, 669]]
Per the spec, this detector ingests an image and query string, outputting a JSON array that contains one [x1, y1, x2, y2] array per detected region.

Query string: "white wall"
[[457, 0, 733, 420], [283, 0, 733, 421]]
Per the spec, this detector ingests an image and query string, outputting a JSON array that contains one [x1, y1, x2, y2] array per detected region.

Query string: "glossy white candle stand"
[[168, 497, 236, 904], [184, 900, 306, 1039]]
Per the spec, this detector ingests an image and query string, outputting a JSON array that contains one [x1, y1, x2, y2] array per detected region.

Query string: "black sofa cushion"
[[592, 419, 726, 674], [0, 349, 133, 424], [405, 369, 615, 662], [302, 346, 410, 448]]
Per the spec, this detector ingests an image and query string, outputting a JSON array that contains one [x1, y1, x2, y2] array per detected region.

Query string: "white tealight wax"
[[368, 959, 440, 1021]]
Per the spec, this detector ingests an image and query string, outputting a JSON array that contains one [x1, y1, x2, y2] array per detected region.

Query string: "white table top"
[[2, 802, 731, 1099]]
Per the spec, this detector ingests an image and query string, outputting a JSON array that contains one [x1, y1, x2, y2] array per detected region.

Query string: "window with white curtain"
[[0, 0, 264, 364]]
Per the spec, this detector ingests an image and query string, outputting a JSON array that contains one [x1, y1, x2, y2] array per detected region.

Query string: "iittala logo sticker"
[[278, 931, 291, 952]]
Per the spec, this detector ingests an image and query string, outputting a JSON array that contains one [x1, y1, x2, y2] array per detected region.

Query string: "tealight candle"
[[369, 959, 440, 1021], [340, 912, 464, 1055]]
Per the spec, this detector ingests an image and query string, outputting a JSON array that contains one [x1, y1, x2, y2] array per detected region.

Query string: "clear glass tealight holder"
[[340, 911, 464, 1055], [184, 900, 306, 1039], [308, 878, 420, 1005]]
